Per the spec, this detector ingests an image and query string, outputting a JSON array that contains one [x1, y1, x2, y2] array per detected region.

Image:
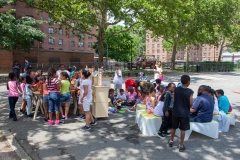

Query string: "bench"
[[213, 112, 235, 132], [176, 120, 219, 141], [135, 110, 162, 136]]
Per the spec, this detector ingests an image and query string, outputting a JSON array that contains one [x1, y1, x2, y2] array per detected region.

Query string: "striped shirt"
[[46, 78, 59, 92]]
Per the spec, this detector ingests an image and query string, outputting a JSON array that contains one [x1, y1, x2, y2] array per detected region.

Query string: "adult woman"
[[153, 61, 163, 80], [56, 64, 70, 79], [80, 70, 97, 131]]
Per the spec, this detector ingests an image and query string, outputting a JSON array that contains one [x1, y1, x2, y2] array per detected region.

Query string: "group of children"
[[7, 66, 96, 131]]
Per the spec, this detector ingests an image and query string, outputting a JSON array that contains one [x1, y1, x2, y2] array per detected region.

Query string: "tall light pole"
[[130, 38, 133, 70]]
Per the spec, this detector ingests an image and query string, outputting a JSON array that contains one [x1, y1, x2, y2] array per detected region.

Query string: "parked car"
[[127, 55, 157, 70]]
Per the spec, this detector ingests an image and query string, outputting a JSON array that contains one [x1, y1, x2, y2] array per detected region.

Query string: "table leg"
[[72, 93, 78, 115], [33, 99, 40, 120]]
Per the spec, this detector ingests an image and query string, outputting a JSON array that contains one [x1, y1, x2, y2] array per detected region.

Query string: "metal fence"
[[1, 61, 237, 74]]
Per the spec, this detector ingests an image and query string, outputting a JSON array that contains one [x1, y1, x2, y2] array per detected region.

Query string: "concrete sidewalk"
[[0, 72, 240, 160]]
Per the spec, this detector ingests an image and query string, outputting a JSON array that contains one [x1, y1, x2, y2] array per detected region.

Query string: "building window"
[[147, 50, 149, 54], [216, 47, 218, 50], [152, 44, 155, 48], [96, 27, 99, 31], [71, 41, 75, 47], [209, 48, 211, 51], [79, 33, 84, 39], [59, 48, 63, 50], [208, 53, 210, 56], [163, 49, 165, 53], [88, 35, 92, 39], [157, 55, 159, 60], [152, 50, 155, 54], [49, 48, 54, 50], [48, 17, 53, 23], [59, 39, 63, 45], [157, 44, 160, 48], [48, 38, 54, 44], [157, 49, 160, 53], [208, 58, 210, 61], [71, 32, 75, 37], [203, 53, 206, 56], [203, 48, 207, 51], [78, 42, 84, 47], [58, 29, 63, 35], [48, 27, 54, 34], [71, 23, 75, 27], [88, 26, 92, 31], [88, 42, 92, 48], [216, 54, 218, 56]]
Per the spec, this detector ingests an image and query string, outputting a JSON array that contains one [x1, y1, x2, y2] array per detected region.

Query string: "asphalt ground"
[[0, 72, 240, 160]]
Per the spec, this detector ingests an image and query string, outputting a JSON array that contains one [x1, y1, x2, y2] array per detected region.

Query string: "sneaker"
[[43, 118, 48, 123], [60, 120, 65, 124], [20, 109, 23, 112], [163, 132, 171, 137], [65, 116, 68, 120], [156, 132, 166, 139], [27, 114, 33, 118], [61, 115, 65, 119], [179, 145, 186, 152], [80, 126, 91, 131], [55, 120, 60, 125], [168, 139, 173, 147], [79, 115, 86, 120], [48, 120, 54, 125], [90, 121, 97, 126], [13, 117, 18, 121]]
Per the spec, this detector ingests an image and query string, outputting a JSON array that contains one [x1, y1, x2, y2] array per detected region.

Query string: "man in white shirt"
[[113, 64, 123, 95]]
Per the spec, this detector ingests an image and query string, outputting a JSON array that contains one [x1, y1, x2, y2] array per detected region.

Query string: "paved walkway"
[[0, 72, 240, 160]]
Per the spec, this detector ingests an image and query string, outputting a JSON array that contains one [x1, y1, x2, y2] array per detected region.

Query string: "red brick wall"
[[0, 50, 13, 73], [0, 50, 94, 73]]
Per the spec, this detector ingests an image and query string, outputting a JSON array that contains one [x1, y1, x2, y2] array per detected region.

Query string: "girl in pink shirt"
[[126, 87, 137, 106], [7, 72, 22, 121]]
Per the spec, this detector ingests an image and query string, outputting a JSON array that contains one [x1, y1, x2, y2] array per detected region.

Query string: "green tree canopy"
[[27, 0, 138, 63], [93, 25, 142, 62], [131, 0, 240, 68], [0, 0, 44, 52]]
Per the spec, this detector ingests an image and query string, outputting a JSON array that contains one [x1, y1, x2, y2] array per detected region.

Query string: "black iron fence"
[[1, 61, 237, 74]]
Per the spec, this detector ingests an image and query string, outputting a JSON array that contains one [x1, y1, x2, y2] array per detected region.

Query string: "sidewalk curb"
[[0, 130, 32, 160]]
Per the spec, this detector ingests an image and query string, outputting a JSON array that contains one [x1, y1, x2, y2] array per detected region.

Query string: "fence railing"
[[0, 61, 237, 74]]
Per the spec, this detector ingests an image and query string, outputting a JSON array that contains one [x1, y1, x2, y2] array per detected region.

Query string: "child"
[[139, 72, 144, 81], [80, 70, 96, 131], [156, 85, 165, 101], [113, 63, 122, 95], [41, 76, 49, 123], [146, 87, 156, 114], [116, 89, 127, 107], [130, 89, 148, 111], [169, 75, 193, 152], [77, 70, 86, 119], [155, 79, 161, 90], [24, 75, 36, 118], [159, 71, 164, 81], [108, 88, 115, 107], [7, 72, 22, 121], [20, 77, 26, 113], [60, 72, 72, 120], [126, 87, 137, 106], [46, 67, 61, 125], [157, 83, 176, 139], [216, 89, 230, 114]]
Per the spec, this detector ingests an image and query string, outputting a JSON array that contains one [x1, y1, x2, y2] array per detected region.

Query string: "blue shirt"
[[191, 94, 214, 122], [12, 64, 21, 73], [218, 96, 230, 113], [24, 62, 31, 70]]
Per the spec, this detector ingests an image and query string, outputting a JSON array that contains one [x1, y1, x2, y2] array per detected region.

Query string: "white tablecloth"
[[135, 110, 162, 136]]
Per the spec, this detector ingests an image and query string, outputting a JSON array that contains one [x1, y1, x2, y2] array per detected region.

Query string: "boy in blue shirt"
[[216, 89, 230, 113]]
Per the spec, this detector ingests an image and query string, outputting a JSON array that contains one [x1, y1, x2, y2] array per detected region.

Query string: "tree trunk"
[[171, 40, 177, 70], [97, 28, 105, 64], [218, 40, 225, 61]]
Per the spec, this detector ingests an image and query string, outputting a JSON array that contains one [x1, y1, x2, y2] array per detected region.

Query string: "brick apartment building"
[[0, 1, 97, 73], [146, 31, 222, 62]]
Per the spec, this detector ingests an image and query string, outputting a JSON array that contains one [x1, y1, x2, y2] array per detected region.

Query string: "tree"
[[0, 0, 44, 52], [132, 0, 239, 68], [93, 25, 141, 62], [26, 0, 138, 63]]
